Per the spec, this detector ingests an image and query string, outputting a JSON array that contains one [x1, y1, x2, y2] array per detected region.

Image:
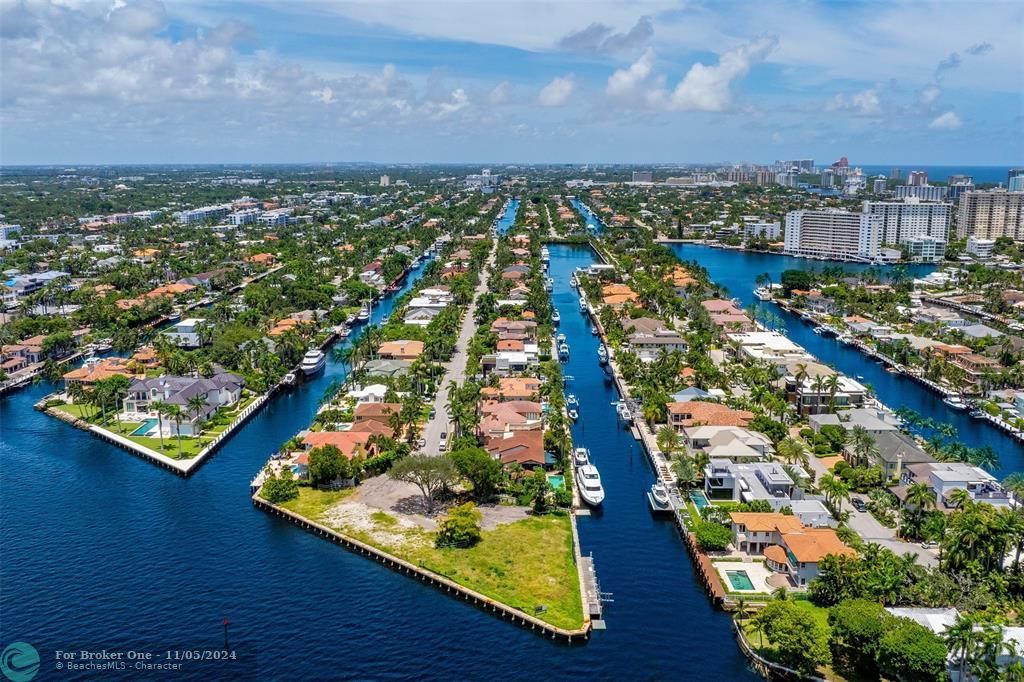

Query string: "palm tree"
[[848, 425, 878, 468], [151, 400, 168, 452], [945, 614, 977, 682], [163, 403, 185, 459], [656, 425, 680, 454], [186, 394, 208, 437], [776, 437, 808, 468]]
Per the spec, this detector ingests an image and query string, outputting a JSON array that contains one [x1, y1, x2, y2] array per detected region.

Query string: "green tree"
[[308, 444, 350, 485], [388, 453, 458, 514], [435, 502, 483, 548], [828, 598, 891, 675], [450, 446, 503, 501], [672, 455, 698, 489], [751, 600, 832, 676], [261, 470, 299, 504], [876, 617, 947, 682], [656, 425, 680, 454], [693, 521, 732, 551]]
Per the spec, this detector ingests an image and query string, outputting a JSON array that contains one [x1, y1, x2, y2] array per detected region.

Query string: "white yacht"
[[558, 342, 570, 359], [566, 393, 579, 407], [281, 372, 297, 386], [648, 482, 671, 511], [545, 276, 554, 292], [577, 464, 605, 506], [573, 447, 590, 467], [568, 408, 579, 422], [300, 349, 327, 375], [616, 401, 633, 423], [943, 395, 968, 410], [597, 345, 608, 365], [552, 309, 561, 325], [540, 247, 550, 263], [356, 302, 371, 323], [557, 333, 567, 344], [579, 296, 588, 312]]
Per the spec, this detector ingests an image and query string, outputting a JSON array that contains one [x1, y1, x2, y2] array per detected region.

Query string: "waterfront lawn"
[[740, 598, 830, 660], [278, 486, 584, 631]]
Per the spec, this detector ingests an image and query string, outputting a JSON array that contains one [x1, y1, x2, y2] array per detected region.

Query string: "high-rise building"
[[820, 170, 835, 188], [1008, 168, 1024, 186], [797, 159, 815, 173], [946, 179, 977, 201], [948, 174, 973, 185], [889, 168, 901, 180], [872, 176, 888, 194], [755, 170, 776, 186], [1009, 174, 1024, 193], [957, 190, 1024, 240], [379, 175, 390, 187], [632, 170, 653, 183], [907, 171, 928, 187], [863, 197, 952, 261], [895, 185, 947, 202], [775, 171, 799, 187], [784, 209, 884, 262]]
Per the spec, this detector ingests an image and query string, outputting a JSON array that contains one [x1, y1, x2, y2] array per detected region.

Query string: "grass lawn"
[[740, 597, 831, 656], [276, 487, 584, 631]]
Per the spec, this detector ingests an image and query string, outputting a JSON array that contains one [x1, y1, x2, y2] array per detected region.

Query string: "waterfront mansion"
[[123, 371, 245, 436]]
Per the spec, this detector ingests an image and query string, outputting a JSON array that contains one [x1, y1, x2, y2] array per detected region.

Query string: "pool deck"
[[712, 561, 775, 595]]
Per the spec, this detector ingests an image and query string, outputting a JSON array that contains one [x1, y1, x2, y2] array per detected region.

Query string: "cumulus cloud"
[[558, 16, 653, 55], [928, 111, 962, 130], [311, 86, 336, 104], [488, 80, 511, 105], [825, 88, 882, 116], [606, 48, 655, 98], [650, 37, 777, 112], [920, 84, 942, 105], [538, 75, 575, 107]]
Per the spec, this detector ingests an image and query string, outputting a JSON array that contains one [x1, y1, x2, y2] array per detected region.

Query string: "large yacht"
[[577, 464, 605, 506], [300, 349, 327, 375]]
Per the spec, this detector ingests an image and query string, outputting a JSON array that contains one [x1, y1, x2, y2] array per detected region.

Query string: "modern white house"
[[164, 318, 207, 348], [123, 372, 244, 436]]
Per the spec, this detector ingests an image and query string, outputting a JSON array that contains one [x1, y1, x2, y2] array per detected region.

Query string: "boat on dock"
[[616, 401, 633, 424], [540, 246, 550, 263], [579, 296, 588, 312], [943, 395, 968, 410], [281, 372, 297, 387], [753, 286, 773, 301], [299, 349, 327, 376], [356, 302, 371, 323], [552, 309, 561, 325], [545, 276, 554, 292], [568, 408, 579, 422], [573, 447, 590, 467], [647, 482, 672, 512], [566, 393, 579, 408], [557, 332, 567, 344], [597, 345, 608, 365], [577, 464, 605, 507], [558, 342, 570, 360]]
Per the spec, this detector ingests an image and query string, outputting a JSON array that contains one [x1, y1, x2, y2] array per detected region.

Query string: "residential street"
[[420, 237, 497, 455]]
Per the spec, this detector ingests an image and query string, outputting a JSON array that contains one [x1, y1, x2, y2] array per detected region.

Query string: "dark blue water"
[[858, 165, 1018, 185], [495, 197, 519, 234], [569, 198, 605, 232], [0, 246, 758, 680], [667, 243, 1024, 476]]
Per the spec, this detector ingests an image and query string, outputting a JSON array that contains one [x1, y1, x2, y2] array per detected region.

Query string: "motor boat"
[[300, 349, 327, 375], [356, 302, 371, 322], [557, 333, 567, 344], [943, 395, 968, 410], [558, 342, 570, 359], [616, 401, 633, 423], [570, 273, 579, 289], [552, 309, 561, 325], [577, 464, 605, 506], [568, 408, 579, 421], [597, 345, 608, 365], [281, 372, 297, 386], [573, 447, 590, 467], [566, 394, 579, 407], [381, 314, 390, 325], [579, 296, 588, 312], [541, 247, 550, 263], [648, 482, 671, 511]]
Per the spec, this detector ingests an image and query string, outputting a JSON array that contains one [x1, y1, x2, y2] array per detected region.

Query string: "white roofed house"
[[684, 426, 774, 462], [626, 329, 688, 363]]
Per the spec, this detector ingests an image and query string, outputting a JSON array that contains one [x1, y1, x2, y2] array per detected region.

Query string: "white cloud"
[[558, 16, 653, 55], [928, 111, 962, 130], [606, 47, 655, 98], [651, 36, 777, 112], [920, 84, 941, 105], [825, 88, 881, 116], [488, 80, 511, 105], [311, 86, 335, 104], [538, 75, 575, 107]]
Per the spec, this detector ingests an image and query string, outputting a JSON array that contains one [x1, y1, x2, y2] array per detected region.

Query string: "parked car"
[[920, 540, 938, 549], [429, 407, 436, 420], [851, 498, 867, 512], [439, 432, 448, 449]]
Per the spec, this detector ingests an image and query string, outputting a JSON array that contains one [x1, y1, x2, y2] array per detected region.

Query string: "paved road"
[[797, 439, 939, 566], [421, 237, 497, 455]]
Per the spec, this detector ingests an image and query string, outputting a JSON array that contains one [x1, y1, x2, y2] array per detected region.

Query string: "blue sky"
[[1, 0, 1022, 165]]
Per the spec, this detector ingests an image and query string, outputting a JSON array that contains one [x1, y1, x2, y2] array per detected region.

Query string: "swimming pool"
[[547, 475, 565, 490], [690, 490, 710, 511], [131, 418, 159, 437], [726, 570, 756, 591]]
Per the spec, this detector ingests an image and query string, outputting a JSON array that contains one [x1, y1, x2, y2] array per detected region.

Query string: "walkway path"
[[421, 236, 497, 455]]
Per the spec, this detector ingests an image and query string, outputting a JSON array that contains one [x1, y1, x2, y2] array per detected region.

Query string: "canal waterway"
[[666, 243, 1024, 477], [0, 245, 758, 680], [569, 197, 605, 232], [495, 197, 519, 234]]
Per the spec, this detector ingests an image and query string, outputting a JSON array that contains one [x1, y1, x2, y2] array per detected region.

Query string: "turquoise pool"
[[726, 570, 755, 591], [131, 418, 159, 437], [690, 490, 710, 511], [547, 474, 565, 490]]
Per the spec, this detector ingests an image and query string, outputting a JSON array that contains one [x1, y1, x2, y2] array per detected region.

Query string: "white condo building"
[[784, 209, 885, 262], [863, 197, 952, 261], [895, 185, 947, 202]]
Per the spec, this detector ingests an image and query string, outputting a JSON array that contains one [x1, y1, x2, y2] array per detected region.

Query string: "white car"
[[439, 432, 448, 450]]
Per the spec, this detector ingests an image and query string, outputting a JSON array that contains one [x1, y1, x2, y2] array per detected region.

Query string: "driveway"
[[420, 239, 497, 455]]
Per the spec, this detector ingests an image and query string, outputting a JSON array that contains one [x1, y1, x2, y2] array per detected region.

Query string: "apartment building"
[[863, 197, 951, 261], [784, 209, 885, 262], [957, 190, 1024, 241]]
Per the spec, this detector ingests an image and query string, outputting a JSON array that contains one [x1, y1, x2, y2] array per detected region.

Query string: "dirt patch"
[[321, 501, 429, 551]]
